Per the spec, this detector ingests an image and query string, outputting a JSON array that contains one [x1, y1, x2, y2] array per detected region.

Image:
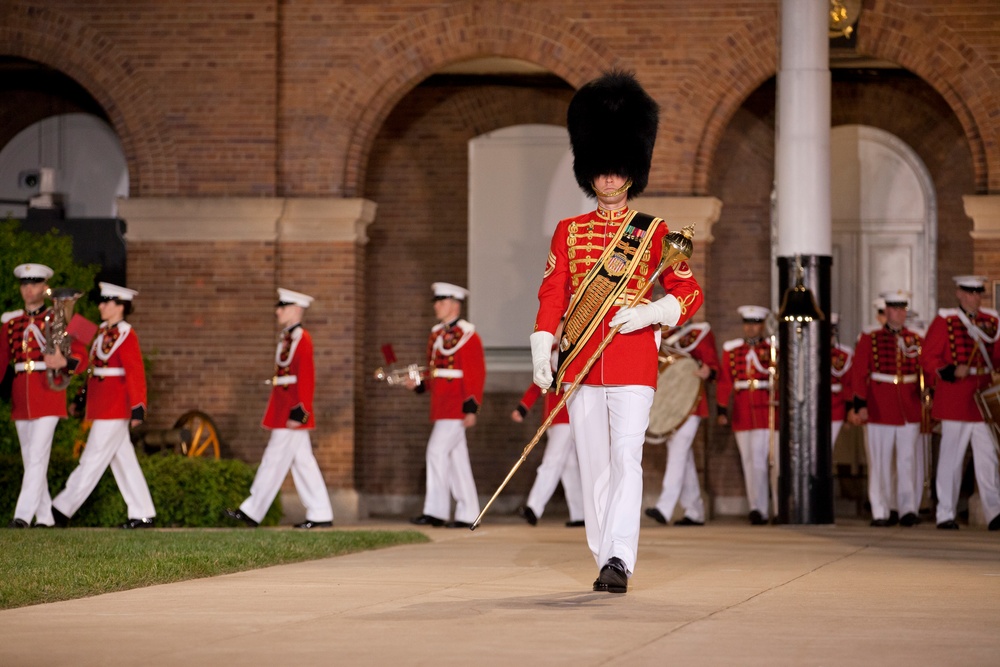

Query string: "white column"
[[776, 0, 831, 256]]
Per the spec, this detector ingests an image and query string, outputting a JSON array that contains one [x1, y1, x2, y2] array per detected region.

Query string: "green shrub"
[[0, 447, 281, 527]]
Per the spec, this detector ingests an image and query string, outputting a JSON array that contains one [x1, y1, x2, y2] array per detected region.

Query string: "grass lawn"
[[0, 528, 429, 610]]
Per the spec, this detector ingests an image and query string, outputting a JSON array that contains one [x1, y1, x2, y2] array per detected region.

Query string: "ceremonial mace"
[[470, 223, 695, 530]]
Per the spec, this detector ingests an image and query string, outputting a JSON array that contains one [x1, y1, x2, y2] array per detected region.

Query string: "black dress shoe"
[[409, 514, 445, 527], [52, 508, 69, 528], [445, 520, 473, 529], [887, 510, 900, 527], [936, 520, 960, 530], [593, 557, 628, 594], [749, 510, 767, 525], [676, 516, 705, 526], [989, 514, 1000, 532], [517, 506, 538, 526], [565, 520, 585, 527], [294, 520, 333, 529], [899, 512, 921, 527], [121, 517, 154, 529], [7, 518, 28, 528], [32, 523, 52, 528], [224, 508, 259, 527], [644, 507, 667, 525]]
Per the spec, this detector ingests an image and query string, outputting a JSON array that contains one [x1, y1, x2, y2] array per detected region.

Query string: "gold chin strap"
[[592, 178, 632, 199]]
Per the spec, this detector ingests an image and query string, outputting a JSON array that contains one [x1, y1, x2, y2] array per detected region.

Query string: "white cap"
[[830, 312, 839, 325], [276, 288, 314, 308], [737, 305, 770, 322], [13, 263, 53, 281], [432, 282, 468, 301], [99, 282, 138, 301], [872, 297, 886, 312], [953, 275, 987, 292], [880, 289, 911, 307]]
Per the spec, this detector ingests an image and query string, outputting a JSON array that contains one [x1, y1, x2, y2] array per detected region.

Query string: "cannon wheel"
[[173, 410, 221, 459]]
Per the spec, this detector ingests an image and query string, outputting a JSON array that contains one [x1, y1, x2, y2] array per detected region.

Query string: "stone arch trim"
[[0, 2, 179, 195], [684, 12, 779, 195], [326, 1, 619, 197], [857, 0, 999, 193]]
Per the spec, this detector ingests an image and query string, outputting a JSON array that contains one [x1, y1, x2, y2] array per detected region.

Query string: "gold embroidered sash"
[[555, 210, 661, 387]]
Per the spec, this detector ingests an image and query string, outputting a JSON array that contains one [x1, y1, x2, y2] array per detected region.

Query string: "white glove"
[[609, 295, 682, 334], [529, 331, 555, 390]]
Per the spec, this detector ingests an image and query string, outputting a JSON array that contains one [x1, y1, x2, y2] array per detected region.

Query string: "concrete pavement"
[[1, 516, 999, 666]]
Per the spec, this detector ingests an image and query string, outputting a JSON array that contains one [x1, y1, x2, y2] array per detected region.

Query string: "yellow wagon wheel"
[[173, 410, 221, 459]]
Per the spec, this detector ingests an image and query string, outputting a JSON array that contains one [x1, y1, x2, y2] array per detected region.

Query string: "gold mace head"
[[661, 223, 695, 267]]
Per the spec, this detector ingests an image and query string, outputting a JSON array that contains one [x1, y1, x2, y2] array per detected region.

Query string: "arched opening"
[[359, 62, 575, 517]]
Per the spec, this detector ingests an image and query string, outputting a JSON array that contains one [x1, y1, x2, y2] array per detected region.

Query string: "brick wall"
[[1, 0, 999, 518]]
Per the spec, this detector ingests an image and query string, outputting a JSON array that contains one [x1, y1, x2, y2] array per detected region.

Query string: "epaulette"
[[1, 309, 24, 324], [937, 308, 961, 318], [723, 338, 745, 352]]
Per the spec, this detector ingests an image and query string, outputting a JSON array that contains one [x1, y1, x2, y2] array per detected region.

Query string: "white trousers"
[[653, 415, 705, 523], [13, 416, 58, 525], [240, 428, 333, 524], [423, 419, 480, 523], [567, 384, 653, 575], [935, 420, 1000, 524], [53, 419, 156, 520], [526, 423, 584, 522], [734, 428, 771, 518], [831, 420, 843, 452], [866, 422, 920, 519]]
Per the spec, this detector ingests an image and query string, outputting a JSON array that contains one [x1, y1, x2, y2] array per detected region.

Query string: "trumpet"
[[374, 364, 427, 386]]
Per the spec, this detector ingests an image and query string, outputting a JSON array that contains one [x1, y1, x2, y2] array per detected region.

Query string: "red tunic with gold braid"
[[921, 308, 1000, 422], [534, 206, 703, 388], [717, 337, 777, 431], [831, 342, 854, 422], [85, 322, 146, 421], [0, 307, 88, 420], [425, 319, 485, 421], [663, 322, 720, 418], [262, 325, 315, 430], [852, 325, 922, 425]]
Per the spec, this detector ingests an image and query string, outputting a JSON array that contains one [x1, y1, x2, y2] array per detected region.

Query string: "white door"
[[830, 125, 937, 343]]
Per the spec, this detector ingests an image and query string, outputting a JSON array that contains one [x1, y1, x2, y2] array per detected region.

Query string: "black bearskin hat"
[[567, 70, 660, 199]]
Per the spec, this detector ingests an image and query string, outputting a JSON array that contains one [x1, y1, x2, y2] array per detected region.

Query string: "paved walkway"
[[1, 517, 999, 666]]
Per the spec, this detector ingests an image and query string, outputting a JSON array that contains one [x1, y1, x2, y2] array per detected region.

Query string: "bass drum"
[[646, 354, 702, 444]]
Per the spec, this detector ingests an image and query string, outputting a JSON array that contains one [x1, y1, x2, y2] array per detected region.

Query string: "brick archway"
[[0, 2, 179, 195], [687, 1, 1000, 196], [681, 12, 780, 195], [317, 1, 619, 198], [857, 0, 999, 193]]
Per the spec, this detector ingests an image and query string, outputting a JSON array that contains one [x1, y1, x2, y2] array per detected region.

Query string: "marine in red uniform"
[[830, 312, 854, 449], [716, 305, 777, 525], [52, 283, 156, 528], [512, 320, 583, 527], [408, 282, 485, 529], [852, 290, 923, 527], [2, 263, 88, 528], [226, 288, 334, 528], [645, 320, 718, 527], [531, 72, 703, 594], [920, 275, 1000, 531]]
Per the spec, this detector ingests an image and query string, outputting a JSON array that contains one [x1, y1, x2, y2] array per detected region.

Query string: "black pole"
[[777, 254, 834, 524]]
